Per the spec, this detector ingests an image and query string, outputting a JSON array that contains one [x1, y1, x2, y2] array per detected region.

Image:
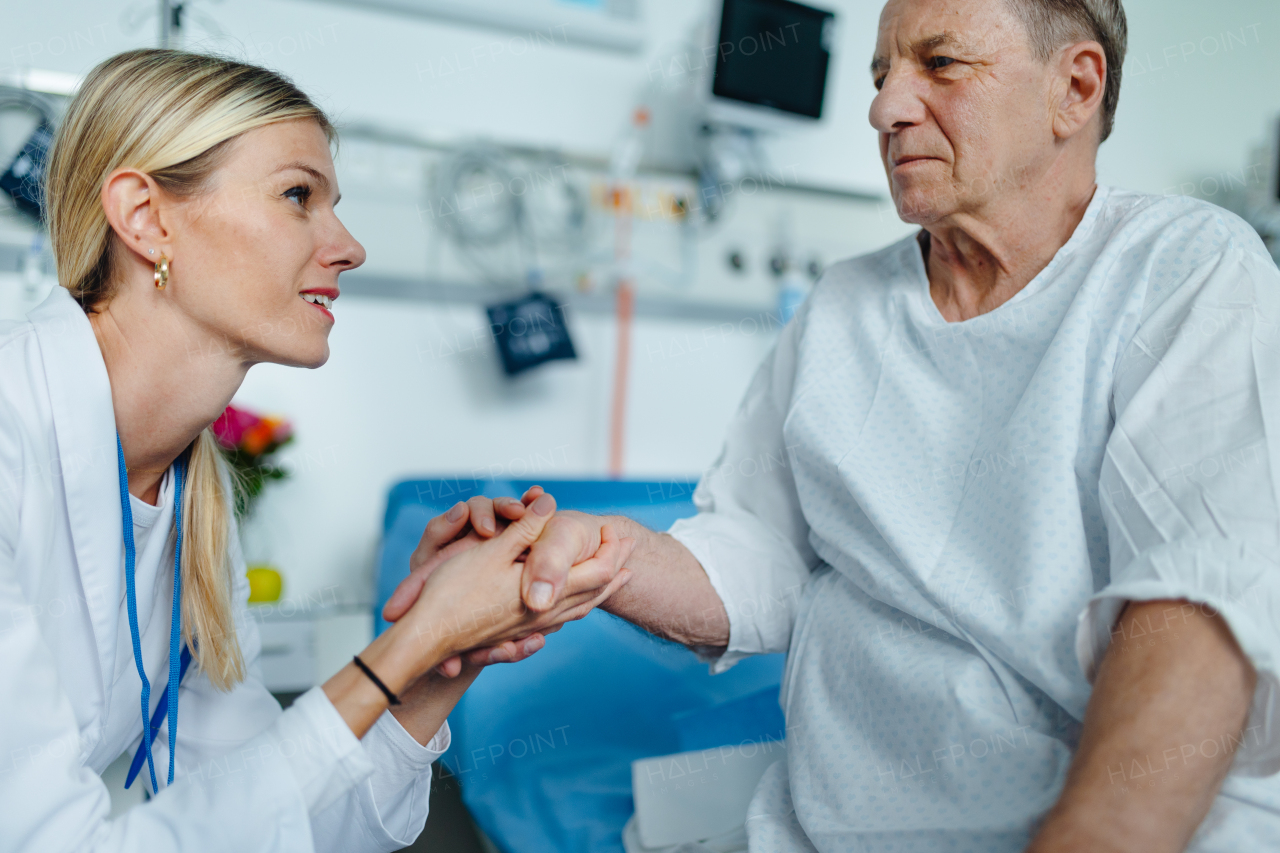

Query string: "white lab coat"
[[0, 286, 448, 853]]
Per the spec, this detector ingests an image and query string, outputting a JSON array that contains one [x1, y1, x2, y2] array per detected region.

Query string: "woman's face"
[[163, 118, 365, 369]]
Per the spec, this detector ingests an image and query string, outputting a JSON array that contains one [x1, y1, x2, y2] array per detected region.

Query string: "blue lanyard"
[[116, 434, 190, 793]]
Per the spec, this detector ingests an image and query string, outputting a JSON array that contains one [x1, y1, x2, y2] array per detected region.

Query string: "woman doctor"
[[0, 49, 633, 852]]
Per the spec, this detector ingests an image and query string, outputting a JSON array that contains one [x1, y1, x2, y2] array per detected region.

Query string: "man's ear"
[[1052, 40, 1106, 142], [100, 168, 173, 269]]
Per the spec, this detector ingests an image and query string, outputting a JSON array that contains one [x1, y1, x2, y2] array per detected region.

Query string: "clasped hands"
[[380, 487, 621, 678]]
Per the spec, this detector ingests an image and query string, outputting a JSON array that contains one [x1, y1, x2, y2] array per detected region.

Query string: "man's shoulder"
[[1095, 187, 1278, 318], [1095, 186, 1270, 265]]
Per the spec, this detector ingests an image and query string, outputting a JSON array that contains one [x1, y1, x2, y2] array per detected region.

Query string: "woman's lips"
[[302, 298, 334, 322], [300, 290, 337, 323]]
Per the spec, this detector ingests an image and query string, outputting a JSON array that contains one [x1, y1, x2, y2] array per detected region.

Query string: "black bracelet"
[[352, 655, 401, 705]]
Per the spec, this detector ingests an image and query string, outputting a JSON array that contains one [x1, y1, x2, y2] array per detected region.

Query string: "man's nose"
[[868, 67, 926, 135]]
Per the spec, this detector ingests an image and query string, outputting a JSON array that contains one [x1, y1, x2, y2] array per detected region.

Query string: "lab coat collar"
[[28, 285, 123, 707]]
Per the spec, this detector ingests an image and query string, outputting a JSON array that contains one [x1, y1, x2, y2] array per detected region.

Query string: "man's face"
[[869, 0, 1058, 225]]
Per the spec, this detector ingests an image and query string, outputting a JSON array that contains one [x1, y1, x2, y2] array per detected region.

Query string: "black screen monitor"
[[711, 0, 835, 121]]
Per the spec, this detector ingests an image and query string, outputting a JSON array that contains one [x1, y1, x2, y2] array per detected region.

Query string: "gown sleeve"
[[1078, 238, 1280, 776], [668, 304, 821, 673]]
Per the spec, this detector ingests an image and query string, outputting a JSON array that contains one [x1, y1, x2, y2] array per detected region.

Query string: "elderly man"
[[386, 0, 1280, 849]]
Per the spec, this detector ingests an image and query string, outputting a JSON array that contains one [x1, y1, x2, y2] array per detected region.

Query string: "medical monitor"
[[707, 0, 835, 130]]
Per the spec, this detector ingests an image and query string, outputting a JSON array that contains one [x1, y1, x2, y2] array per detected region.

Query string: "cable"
[[427, 144, 526, 284], [695, 123, 769, 225], [429, 144, 523, 248], [0, 87, 59, 122], [427, 144, 592, 286], [520, 153, 588, 254], [0, 86, 61, 222]]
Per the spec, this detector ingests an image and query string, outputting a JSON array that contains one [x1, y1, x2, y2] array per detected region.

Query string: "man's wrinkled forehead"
[[871, 0, 1019, 73]]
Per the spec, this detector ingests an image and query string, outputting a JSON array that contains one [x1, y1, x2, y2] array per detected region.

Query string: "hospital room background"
[[3, 0, 1280, 850]]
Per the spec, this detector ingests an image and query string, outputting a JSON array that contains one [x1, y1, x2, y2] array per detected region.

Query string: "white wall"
[[2, 0, 891, 194], [231, 303, 778, 596], [1098, 0, 1279, 200], [7, 0, 1280, 198], [4, 0, 1278, 606]]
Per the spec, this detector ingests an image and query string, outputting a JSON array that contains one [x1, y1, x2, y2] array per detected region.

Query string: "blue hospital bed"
[[374, 478, 786, 853]]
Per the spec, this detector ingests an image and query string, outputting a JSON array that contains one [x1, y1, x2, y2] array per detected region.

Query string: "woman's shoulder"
[[0, 319, 47, 526], [0, 286, 96, 442], [0, 313, 39, 352], [0, 314, 52, 405], [0, 314, 58, 477]]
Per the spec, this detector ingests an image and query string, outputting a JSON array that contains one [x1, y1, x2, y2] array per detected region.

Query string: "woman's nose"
[[327, 220, 366, 271]]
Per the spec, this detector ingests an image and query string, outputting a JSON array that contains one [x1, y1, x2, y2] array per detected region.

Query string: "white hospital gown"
[[669, 185, 1280, 852]]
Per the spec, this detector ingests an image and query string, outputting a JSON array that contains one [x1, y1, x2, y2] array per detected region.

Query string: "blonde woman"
[[0, 49, 632, 852]]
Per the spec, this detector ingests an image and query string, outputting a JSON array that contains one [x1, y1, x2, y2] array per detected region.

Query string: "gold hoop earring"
[[154, 255, 169, 289]]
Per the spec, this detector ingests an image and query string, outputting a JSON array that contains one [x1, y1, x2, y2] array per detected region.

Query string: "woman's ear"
[[1052, 40, 1106, 142], [100, 168, 173, 267]]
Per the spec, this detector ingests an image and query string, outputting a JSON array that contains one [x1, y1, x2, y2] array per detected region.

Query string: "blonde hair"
[[45, 49, 335, 690]]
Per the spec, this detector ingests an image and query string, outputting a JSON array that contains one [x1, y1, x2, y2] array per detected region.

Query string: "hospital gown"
[[668, 185, 1280, 852]]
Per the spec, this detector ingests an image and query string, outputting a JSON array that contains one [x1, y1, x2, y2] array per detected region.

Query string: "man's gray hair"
[[1005, 0, 1128, 142]]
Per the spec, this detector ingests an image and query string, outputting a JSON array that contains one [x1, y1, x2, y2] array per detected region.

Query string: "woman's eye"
[[928, 56, 957, 71], [283, 185, 312, 206]]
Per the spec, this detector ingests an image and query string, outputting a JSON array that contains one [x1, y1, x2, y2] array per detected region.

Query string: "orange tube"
[[608, 280, 635, 478]]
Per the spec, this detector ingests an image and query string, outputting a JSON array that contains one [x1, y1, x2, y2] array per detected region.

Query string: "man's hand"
[[520, 510, 606, 610], [383, 490, 622, 675], [519, 510, 732, 649], [400, 494, 636, 657]]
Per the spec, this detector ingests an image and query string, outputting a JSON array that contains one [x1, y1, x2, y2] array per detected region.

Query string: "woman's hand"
[[395, 492, 635, 679], [385, 486, 546, 623], [384, 487, 548, 676]]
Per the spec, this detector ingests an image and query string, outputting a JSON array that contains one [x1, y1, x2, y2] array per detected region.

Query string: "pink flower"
[[213, 404, 294, 457], [212, 405, 261, 450]]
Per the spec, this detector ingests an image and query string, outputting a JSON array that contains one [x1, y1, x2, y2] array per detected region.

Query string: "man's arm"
[[381, 495, 730, 664], [1027, 599, 1256, 853], [1065, 242, 1280, 848], [523, 512, 729, 648]]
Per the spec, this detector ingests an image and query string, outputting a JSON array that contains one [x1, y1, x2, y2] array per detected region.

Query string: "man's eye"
[[874, 75, 886, 91], [928, 56, 957, 70], [283, 185, 312, 206]]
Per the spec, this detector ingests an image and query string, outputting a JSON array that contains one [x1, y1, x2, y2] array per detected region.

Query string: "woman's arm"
[[389, 666, 482, 744], [324, 492, 634, 739]]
